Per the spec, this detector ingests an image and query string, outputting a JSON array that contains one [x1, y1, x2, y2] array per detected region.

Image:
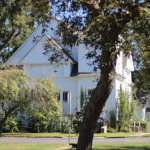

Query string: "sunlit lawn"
[[0, 143, 150, 150], [0, 143, 69, 150], [93, 143, 150, 150], [142, 133, 150, 137], [0, 132, 141, 137]]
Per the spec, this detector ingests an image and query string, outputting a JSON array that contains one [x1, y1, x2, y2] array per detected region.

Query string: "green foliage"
[[80, 87, 88, 110], [80, 87, 85, 109], [118, 88, 129, 131], [47, 1, 150, 149], [109, 110, 116, 129], [26, 112, 70, 133], [139, 122, 150, 132], [0, 67, 28, 112], [49, 1, 150, 66], [118, 87, 137, 132], [27, 108, 50, 133], [145, 122, 150, 133], [71, 87, 89, 133], [3, 116, 19, 133], [107, 127, 116, 133], [119, 126, 129, 133], [0, 67, 61, 133], [71, 115, 82, 134], [0, 0, 51, 62]]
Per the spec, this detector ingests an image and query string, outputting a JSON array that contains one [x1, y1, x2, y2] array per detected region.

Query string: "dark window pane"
[[63, 91, 69, 102]]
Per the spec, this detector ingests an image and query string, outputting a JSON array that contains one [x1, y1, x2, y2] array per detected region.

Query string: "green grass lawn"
[[93, 143, 150, 150], [0, 132, 140, 137], [142, 133, 150, 137], [0, 143, 70, 150], [0, 143, 150, 150], [0, 132, 76, 137]]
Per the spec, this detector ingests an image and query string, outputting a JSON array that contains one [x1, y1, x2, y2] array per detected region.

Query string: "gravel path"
[[0, 137, 150, 144]]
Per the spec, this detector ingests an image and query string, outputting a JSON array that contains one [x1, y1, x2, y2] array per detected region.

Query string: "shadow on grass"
[[93, 146, 150, 150], [58, 145, 150, 150]]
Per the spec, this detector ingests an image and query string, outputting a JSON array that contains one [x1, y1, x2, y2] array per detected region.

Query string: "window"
[[88, 89, 94, 97], [63, 91, 70, 102]]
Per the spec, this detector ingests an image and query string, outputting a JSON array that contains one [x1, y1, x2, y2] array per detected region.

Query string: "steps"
[[95, 123, 101, 133], [95, 123, 107, 133]]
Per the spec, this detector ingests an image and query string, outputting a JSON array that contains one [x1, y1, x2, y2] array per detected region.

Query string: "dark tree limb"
[[0, 29, 20, 52], [0, 104, 19, 134]]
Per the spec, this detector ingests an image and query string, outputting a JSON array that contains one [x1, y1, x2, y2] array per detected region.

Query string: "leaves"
[[45, 1, 150, 149], [118, 87, 137, 131], [0, 0, 51, 62], [0, 67, 62, 133]]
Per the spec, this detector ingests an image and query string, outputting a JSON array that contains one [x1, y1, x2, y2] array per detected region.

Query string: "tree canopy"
[[0, 0, 51, 62], [0, 66, 61, 134], [46, 1, 150, 149], [132, 42, 150, 92]]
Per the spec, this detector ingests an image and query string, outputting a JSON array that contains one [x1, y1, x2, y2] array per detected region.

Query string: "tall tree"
[[0, 0, 51, 62], [0, 66, 61, 134], [46, 1, 150, 149], [132, 37, 150, 92], [127, 20, 150, 92]]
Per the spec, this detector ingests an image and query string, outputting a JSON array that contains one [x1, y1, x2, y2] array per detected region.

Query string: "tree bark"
[[0, 105, 19, 134], [77, 50, 117, 150]]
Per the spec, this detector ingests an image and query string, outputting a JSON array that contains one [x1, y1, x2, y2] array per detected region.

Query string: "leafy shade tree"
[[0, 0, 51, 62], [0, 67, 61, 134], [130, 26, 150, 92], [132, 41, 150, 92], [45, 1, 150, 149], [132, 68, 150, 92]]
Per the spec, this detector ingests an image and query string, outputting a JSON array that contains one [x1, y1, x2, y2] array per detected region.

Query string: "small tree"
[[80, 87, 85, 110], [118, 87, 137, 132], [80, 87, 88, 112], [109, 110, 116, 129], [0, 66, 61, 134], [72, 88, 88, 133]]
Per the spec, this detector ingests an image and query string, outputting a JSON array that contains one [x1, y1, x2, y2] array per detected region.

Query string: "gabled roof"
[[20, 34, 76, 64], [6, 16, 76, 65]]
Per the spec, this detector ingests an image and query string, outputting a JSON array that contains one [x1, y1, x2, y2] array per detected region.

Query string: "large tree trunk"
[[77, 50, 117, 150]]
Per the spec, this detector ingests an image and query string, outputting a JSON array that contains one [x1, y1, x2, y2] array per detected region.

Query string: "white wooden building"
[[6, 17, 134, 120]]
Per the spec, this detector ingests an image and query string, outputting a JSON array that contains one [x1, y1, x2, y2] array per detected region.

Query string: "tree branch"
[[0, 104, 19, 134], [80, 0, 101, 16], [0, 29, 20, 52]]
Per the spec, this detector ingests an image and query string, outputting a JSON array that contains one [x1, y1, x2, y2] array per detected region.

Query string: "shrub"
[[120, 126, 129, 132], [107, 127, 116, 133], [71, 118, 82, 133], [140, 122, 150, 132], [109, 110, 116, 128], [3, 116, 19, 133]]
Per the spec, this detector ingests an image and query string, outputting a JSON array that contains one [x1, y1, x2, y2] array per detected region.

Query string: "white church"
[[6, 16, 135, 120]]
